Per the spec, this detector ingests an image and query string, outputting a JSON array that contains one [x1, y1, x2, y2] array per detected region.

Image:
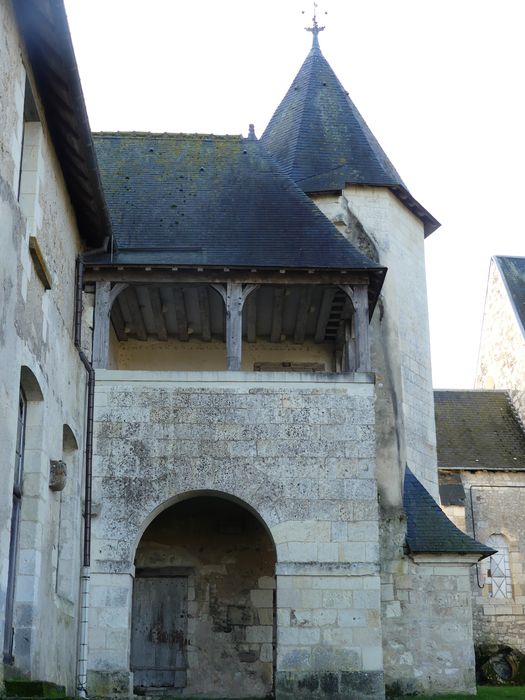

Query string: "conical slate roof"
[[262, 38, 439, 236]]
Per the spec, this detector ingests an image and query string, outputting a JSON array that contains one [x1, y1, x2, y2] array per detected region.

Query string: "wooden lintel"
[[198, 286, 211, 341], [294, 287, 312, 344], [270, 287, 285, 343], [314, 288, 336, 343], [83, 269, 370, 287]]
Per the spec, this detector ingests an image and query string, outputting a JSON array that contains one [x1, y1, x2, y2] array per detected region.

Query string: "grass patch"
[[396, 686, 525, 699]]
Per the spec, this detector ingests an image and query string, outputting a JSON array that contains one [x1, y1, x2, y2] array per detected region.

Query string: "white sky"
[[64, 0, 525, 389]]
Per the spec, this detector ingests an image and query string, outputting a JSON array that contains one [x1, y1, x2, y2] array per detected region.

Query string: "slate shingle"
[[91, 133, 386, 290], [403, 467, 494, 556], [261, 41, 439, 236], [434, 390, 525, 471]]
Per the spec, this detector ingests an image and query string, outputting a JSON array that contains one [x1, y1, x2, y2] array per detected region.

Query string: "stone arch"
[[20, 364, 44, 401], [130, 491, 277, 697], [62, 423, 79, 452], [132, 488, 276, 563]]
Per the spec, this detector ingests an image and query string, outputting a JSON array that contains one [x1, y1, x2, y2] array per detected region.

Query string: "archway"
[[131, 494, 277, 698]]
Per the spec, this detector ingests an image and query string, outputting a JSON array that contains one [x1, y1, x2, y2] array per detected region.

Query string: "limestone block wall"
[[476, 259, 525, 424], [461, 472, 525, 653], [313, 187, 438, 504], [381, 550, 477, 696], [88, 370, 384, 699], [0, 1, 86, 690]]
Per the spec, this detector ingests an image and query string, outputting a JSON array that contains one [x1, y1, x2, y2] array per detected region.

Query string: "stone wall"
[[313, 187, 438, 504], [0, 1, 85, 690], [88, 370, 384, 699], [476, 258, 525, 425], [461, 471, 525, 654]]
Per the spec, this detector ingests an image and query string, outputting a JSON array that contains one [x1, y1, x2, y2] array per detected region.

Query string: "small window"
[[484, 534, 512, 599]]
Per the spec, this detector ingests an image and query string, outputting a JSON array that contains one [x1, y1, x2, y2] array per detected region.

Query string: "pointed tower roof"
[[261, 34, 439, 236]]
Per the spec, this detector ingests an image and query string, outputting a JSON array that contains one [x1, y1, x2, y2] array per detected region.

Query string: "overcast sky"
[[64, 0, 524, 388]]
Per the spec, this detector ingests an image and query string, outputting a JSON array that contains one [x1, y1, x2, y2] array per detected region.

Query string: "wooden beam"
[[225, 282, 243, 370], [246, 292, 257, 343], [84, 269, 371, 287], [314, 288, 336, 343], [353, 284, 370, 372], [198, 286, 211, 341], [92, 281, 111, 368], [294, 287, 312, 344], [110, 300, 127, 341], [109, 282, 128, 307], [135, 286, 157, 337], [159, 286, 177, 337], [149, 287, 168, 341], [270, 287, 285, 343], [173, 288, 189, 341], [127, 287, 147, 341]]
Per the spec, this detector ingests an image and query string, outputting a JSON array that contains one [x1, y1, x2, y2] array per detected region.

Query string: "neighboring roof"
[[261, 39, 439, 237], [403, 467, 495, 557], [90, 132, 386, 282], [434, 390, 525, 471], [12, 0, 111, 247], [494, 256, 525, 337]]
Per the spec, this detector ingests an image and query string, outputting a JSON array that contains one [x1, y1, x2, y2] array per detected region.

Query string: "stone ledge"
[[94, 369, 375, 387]]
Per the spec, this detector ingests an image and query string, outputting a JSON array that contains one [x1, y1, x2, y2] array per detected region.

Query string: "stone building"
[[1, 2, 493, 699], [476, 256, 525, 424], [436, 254, 525, 677]]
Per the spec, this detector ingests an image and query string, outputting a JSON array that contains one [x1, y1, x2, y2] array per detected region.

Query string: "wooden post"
[[353, 284, 370, 372], [93, 281, 111, 368], [212, 283, 258, 370]]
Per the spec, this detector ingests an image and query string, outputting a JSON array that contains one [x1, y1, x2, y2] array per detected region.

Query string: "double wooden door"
[[131, 571, 188, 689]]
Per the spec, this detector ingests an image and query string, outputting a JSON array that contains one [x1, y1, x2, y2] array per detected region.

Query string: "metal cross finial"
[[303, 2, 327, 45]]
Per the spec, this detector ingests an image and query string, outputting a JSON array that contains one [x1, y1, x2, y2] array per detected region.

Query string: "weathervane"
[[303, 2, 327, 44]]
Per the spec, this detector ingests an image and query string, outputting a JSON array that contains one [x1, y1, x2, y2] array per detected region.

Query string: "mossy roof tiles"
[[435, 390, 525, 471], [91, 132, 386, 281]]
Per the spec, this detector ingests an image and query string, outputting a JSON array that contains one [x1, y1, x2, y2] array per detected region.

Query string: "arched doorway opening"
[[131, 495, 277, 698]]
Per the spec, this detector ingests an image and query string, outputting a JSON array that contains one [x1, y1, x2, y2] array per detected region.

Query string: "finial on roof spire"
[[248, 124, 256, 140], [303, 2, 326, 49]]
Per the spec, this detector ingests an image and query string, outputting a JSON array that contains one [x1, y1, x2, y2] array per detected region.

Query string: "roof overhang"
[[13, 0, 111, 248]]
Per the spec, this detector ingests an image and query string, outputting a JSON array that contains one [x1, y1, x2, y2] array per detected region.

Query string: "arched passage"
[[130, 494, 277, 698]]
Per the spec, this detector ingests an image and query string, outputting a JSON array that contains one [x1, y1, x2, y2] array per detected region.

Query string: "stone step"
[[4, 681, 67, 698]]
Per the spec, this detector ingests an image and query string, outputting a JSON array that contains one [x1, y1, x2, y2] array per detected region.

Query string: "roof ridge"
[[92, 132, 243, 140]]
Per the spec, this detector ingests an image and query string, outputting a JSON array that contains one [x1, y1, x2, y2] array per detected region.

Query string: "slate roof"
[[261, 39, 439, 237], [12, 0, 111, 247], [435, 390, 525, 471], [403, 467, 494, 557], [90, 133, 386, 281], [495, 256, 525, 336]]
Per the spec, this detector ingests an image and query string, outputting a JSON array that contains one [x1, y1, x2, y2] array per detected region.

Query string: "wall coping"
[[94, 369, 375, 390]]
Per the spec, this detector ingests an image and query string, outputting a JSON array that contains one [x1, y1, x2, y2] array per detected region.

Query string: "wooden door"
[[131, 573, 188, 689]]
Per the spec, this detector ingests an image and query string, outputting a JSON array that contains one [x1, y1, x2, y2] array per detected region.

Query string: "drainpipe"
[[74, 256, 96, 697]]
